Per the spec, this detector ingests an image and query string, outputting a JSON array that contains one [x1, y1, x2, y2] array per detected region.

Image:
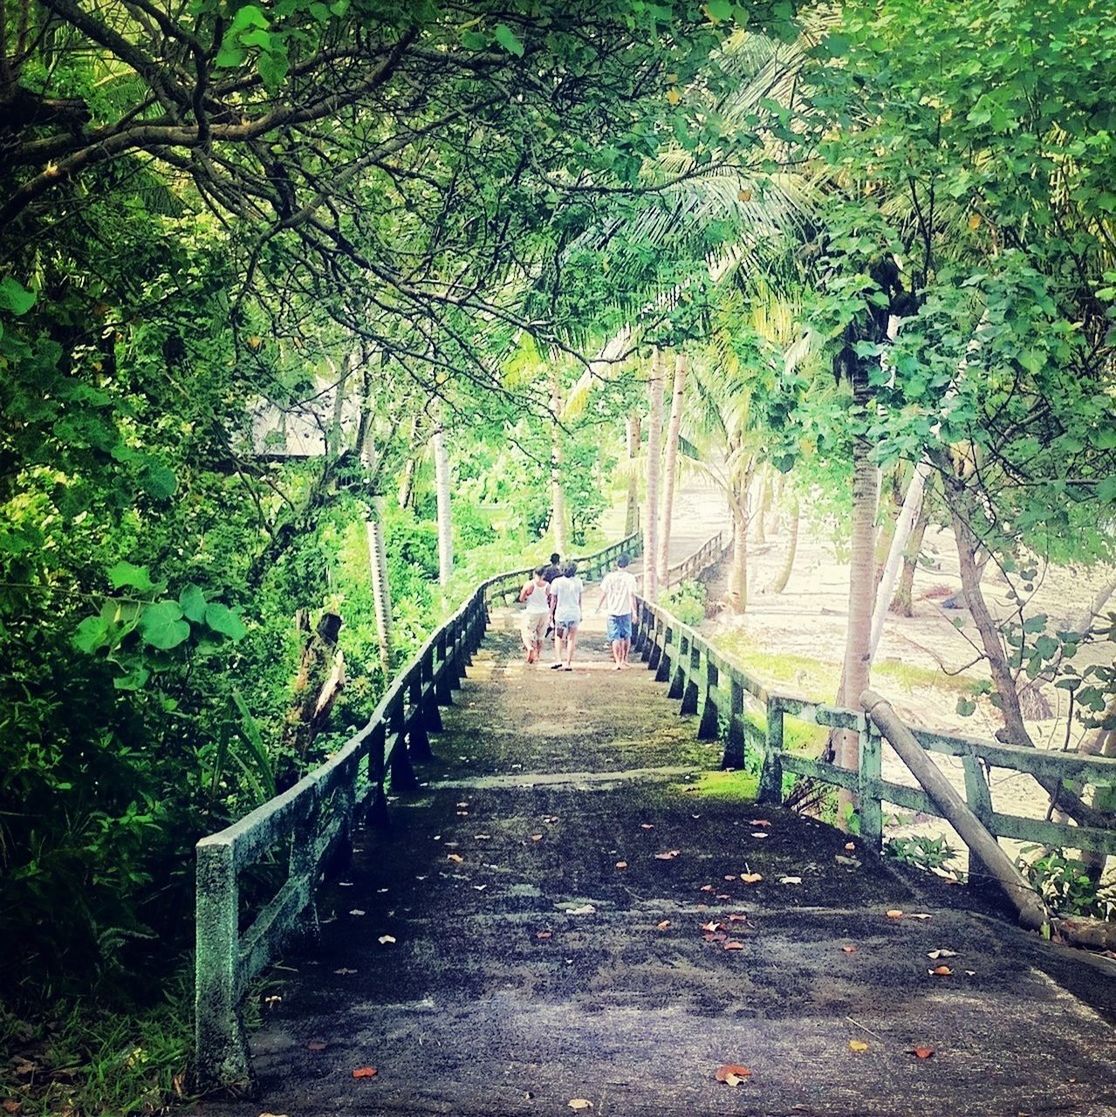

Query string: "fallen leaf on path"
[[656, 920, 671, 930], [728, 913, 747, 923], [307, 1040, 328, 1052], [378, 935, 396, 945], [704, 932, 728, 942], [841, 945, 857, 954], [654, 850, 681, 860], [701, 921, 722, 932], [568, 904, 596, 915], [724, 874, 736, 881], [543, 815, 559, 823], [723, 940, 745, 951], [716, 893, 731, 900], [474, 884, 487, 891], [258, 1112, 288, 1117], [848, 1040, 869, 1053], [333, 967, 357, 975], [927, 949, 957, 959], [457, 811, 469, 816], [338, 881, 354, 887], [779, 876, 802, 885], [964, 969, 976, 976], [2, 1102, 22, 1115], [536, 931, 552, 940], [531, 833, 544, 841], [351, 1066, 378, 1079], [263, 995, 281, 1006], [911, 1046, 935, 1059], [886, 909, 904, 919], [908, 913, 933, 920], [929, 965, 953, 976], [740, 873, 763, 884], [615, 861, 628, 870], [749, 819, 771, 828], [349, 909, 365, 916], [750, 832, 769, 839], [700, 884, 714, 892], [568, 1100, 593, 1110], [834, 855, 861, 867], [457, 801, 469, 808], [714, 1064, 752, 1084], [474, 833, 491, 839], [446, 854, 464, 863], [641, 823, 655, 830]]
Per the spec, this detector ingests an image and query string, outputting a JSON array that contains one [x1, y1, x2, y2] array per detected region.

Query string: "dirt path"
[[196, 589, 1116, 1117]]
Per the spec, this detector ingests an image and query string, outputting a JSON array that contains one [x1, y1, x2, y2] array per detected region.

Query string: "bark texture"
[[657, 352, 688, 583], [643, 350, 665, 602]]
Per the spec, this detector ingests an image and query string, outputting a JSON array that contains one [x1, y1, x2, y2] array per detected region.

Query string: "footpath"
[[196, 577, 1116, 1117]]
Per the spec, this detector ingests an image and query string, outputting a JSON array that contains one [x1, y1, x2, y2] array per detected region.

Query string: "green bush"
[[659, 579, 707, 627]]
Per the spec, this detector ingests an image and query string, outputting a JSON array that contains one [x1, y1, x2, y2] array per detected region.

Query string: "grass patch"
[[678, 768, 759, 803], [710, 636, 839, 702], [874, 657, 980, 695], [0, 977, 193, 1117]]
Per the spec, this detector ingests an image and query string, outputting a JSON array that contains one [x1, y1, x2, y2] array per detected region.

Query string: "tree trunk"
[[836, 366, 879, 823], [769, 495, 799, 594], [397, 414, 420, 509], [657, 351, 688, 583], [1077, 699, 1116, 883], [624, 414, 641, 536], [727, 489, 750, 613], [890, 499, 930, 617], [281, 612, 345, 784], [549, 370, 567, 556], [870, 460, 932, 657], [365, 498, 392, 668], [432, 425, 453, 586], [754, 466, 770, 545], [643, 349, 665, 601]]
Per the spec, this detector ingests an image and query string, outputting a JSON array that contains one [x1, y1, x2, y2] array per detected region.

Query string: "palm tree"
[[657, 351, 688, 583], [432, 422, 453, 587]]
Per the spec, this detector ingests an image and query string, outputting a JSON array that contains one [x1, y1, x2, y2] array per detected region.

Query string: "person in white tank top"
[[518, 566, 550, 664]]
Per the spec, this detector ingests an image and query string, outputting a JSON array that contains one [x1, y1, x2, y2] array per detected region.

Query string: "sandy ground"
[[692, 502, 1116, 880]]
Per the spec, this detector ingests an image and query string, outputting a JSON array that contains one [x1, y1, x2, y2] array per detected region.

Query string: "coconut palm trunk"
[[624, 415, 641, 536], [657, 351, 688, 584], [643, 350, 666, 601], [890, 501, 930, 616], [769, 494, 799, 594], [836, 362, 879, 820], [432, 425, 453, 587], [549, 371, 568, 556], [365, 498, 392, 667], [727, 486, 751, 613]]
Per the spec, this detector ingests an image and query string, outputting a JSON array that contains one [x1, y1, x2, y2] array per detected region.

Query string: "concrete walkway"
[[197, 584, 1116, 1117]]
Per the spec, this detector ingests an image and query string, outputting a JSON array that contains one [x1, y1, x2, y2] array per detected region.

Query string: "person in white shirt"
[[547, 561, 583, 671], [597, 553, 639, 668], [518, 566, 551, 664]]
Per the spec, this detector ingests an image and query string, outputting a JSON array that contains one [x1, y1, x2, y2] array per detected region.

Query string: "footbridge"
[[195, 530, 1116, 1116]]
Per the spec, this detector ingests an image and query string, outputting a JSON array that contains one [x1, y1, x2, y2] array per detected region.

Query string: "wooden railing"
[[662, 529, 728, 589], [633, 597, 1116, 868], [195, 531, 640, 1088]]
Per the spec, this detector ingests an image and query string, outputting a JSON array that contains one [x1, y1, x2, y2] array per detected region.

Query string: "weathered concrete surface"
[[196, 594, 1116, 1117]]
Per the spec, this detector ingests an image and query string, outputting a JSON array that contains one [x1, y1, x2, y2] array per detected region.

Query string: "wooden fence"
[[633, 597, 1116, 867], [194, 531, 641, 1088]]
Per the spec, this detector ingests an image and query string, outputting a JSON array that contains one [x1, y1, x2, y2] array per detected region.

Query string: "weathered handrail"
[[632, 597, 1116, 875], [662, 529, 729, 589], [195, 530, 640, 1088]]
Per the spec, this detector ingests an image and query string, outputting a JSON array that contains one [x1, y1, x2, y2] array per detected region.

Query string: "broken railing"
[[633, 598, 1116, 906], [195, 531, 640, 1089]]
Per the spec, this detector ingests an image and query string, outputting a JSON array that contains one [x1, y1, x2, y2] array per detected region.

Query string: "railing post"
[[388, 697, 418, 793], [288, 785, 322, 945], [655, 624, 673, 683], [421, 647, 443, 732], [678, 639, 699, 712], [195, 840, 250, 1090], [723, 676, 746, 767], [435, 632, 453, 705], [698, 658, 719, 741], [858, 719, 883, 847], [366, 721, 389, 830], [962, 749, 996, 889], [759, 698, 784, 804], [408, 667, 433, 762]]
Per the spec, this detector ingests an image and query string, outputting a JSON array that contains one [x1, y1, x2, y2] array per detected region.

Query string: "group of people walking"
[[518, 551, 639, 671]]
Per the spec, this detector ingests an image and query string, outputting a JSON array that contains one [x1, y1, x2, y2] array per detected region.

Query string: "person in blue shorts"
[[597, 553, 638, 669]]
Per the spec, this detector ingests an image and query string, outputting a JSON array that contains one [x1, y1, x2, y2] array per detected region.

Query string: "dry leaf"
[[457, 801, 469, 808], [844, 842, 856, 851], [701, 921, 722, 932], [446, 853, 464, 864], [714, 1064, 752, 1084], [263, 995, 282, 1006], [740, 872, 763, 884], [728, 913, 747, 923], [911, 1046, 935, 1059], [338, 880, 354, 887], [723, 940, 745, 951], [656, 920, 671, 930], [378, 934, 396, 945], [349, 909, 365, 916], [531, 833, 543, 841], [536, 930, 552, 939], [258, 1112, 288, 1117], [641, 823, 655, 830], [700, 884, 714, 892], [737, 189, 753, 202], [704, 931, 727, 942], [841, 945, 857, 954], [568, 904, 596, 915], [750, 832, 769, 839], [351, 1066, 378, 1079], [615, 861, 628, 870], [334, 967, 357, 975], [474, 833, 491, 839], [927, 949, 957, 959], [779, 876, 802, 885], [2, 1103, 22, 1115], [307, 1040, 328, 1052], [749, 819, 771, 828], [929, 965, 953, 976], [886, 909, 904, 919], [654, 850, 680, 860], [568, 1100, 593, 1111], [968, 212, 982, 230], [908, 913, 933, 920], [716, 893, 731, 900], [848, 1040, 869, 1053]]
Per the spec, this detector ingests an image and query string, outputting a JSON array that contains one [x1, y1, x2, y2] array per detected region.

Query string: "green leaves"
[[108, 561, 158, 594], [492, 23, 524, 57], [140, 601, 191, 650], [204, 602, 248, 640], [0, 277, 36, 316]]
